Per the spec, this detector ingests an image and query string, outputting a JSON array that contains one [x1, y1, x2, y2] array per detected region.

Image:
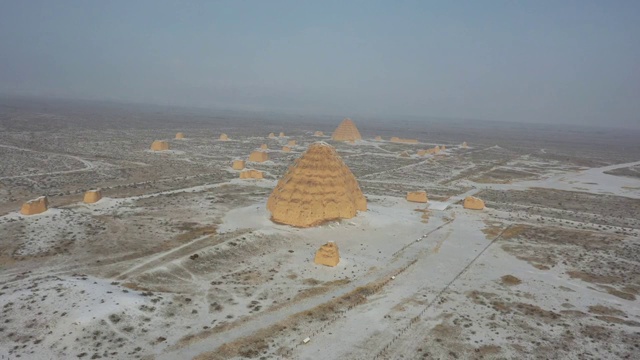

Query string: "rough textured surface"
[[219, 133, 229, 141], [268, 132, 276, 138], [331, 118, 362, 142], [463, 196, 485, 210], [314, 242, 340, 267], [288, 140, 296, 146], [248, 151, 269, 162], [150, 140, 169, 151], [231, 160, 245, 170], [462, 141, 468, 148], [83, 190, 102, 204], [418, 146, 440, 156], [390, 137, 418, 144], [175, 132, 185, 139], [267, 142, 367, 227], [20, 196, 48, 215], [400, 151, 410, 158], [375, 136, 383, 141], [239, 169, 264, 179], [406, 191, 428, 203], [279, 132, 285, 137], [260, 144, 268, 150], [282, 146, 291, 152], [314, 131, 324, 136]]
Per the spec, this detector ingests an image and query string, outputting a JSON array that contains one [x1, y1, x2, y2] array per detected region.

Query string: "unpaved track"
[[156, 221, 455, 360]]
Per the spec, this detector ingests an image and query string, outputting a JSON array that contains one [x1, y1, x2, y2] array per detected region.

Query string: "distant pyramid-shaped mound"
[[331, 118, 362, 142], [267, 142, 367, 227]]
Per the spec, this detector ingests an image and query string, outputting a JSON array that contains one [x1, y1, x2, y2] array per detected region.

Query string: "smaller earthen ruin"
[[269, 132, 276, 138], [219, 133, 229, 141], [314, 242, 340, 267], [83, 189, 102, 204], [400, 151, 410, 157], [282, 146, 291, 152], [150, 140, 169, 151], [239, 169, 264, 179], [288, 140, 296, 146], [390, 137, 418, 144], [248, 151, 269, 162], [175, 132, 185, 139], [232, 160, 245, 170], [279, 132, 286, 137], [332, 118, 363, 142], [463, 196, 485, 210], [375, 136, 383, 141], [314, 131, 324, 136], [462, 141, 468, 148], [20, 196, 49, 215], [260, 144, 268, 150], [406, 191, 428, 203]]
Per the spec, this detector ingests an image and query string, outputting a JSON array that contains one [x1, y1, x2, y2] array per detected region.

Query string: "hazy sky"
[[1, 1, 639, 128]]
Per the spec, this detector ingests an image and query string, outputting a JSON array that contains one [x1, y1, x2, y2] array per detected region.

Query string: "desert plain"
[[0, 98, 639, 359]]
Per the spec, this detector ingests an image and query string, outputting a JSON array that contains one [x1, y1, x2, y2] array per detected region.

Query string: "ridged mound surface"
[[267, 142, 367, 227], [407, 191, 428, 203], [331, 118, 362, 142], [314, 242, 340, 267]]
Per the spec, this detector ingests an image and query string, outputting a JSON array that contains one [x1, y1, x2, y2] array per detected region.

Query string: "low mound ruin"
[[417, 146, 440, 156], [20, 196, 49, 215], [269, 132, 276, 138], [279, 132, 286, 137], [150, 140, 169, 151], [464, 196, 485, 210], [288, 140, 297, 146], [175, 132, 185, 139], [260, 144, 268, 150], [441, 145, 446, 150], [267, 142, 367, 227], [239, 169, 264, 179], [390, 137, 418, 144], [282, 146, 291, 152], [314, 131, 324, 136], [462, 141, 468, 148], [219, 133, 229, 141], [331, 118, 362, 142], [406, 191, 428, 203], [83, 189, 102, 204], [400, 151, 410, 158], [374, 136, 383, 141], [314, 242, 340, 267], [232, 160, 245, 170], [248, 151, 269, 162]]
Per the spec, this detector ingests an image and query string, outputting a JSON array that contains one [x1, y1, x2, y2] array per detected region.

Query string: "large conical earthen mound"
[[267, 142, 367, 227], [331, 118, 362, 142]]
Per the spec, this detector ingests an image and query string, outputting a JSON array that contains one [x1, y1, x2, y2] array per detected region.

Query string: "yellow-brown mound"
[[240, 169, 264, 179], [20, 196, 49, 215], [175, 132, 185, 139], [464, 196, 485, 210], [407, 191, 428, 203], [331, 118, 362, 142], [314, 242, 340, 267], [83, 190, 102, 204], [231, 160, 245, 170], [248, 151, 269, 162], [150, 140, 169, 151], [219, 133, 229, 141], [267, 142, 367, 227]]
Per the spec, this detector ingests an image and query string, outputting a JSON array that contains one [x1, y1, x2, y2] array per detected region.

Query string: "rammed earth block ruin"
[[239, 169, 264, 179], [463, 196, 485, 210], [20, 196, 49, 215], [219, 133, 229, 141], [83, 189, 102, 204], [231, 160, 245, 170], [150, 140, 169, 151], [406, 191, 428, 203], [267, 142, 367, 227], [248, 151, 269, 162], [175, 132, 185, 139], [331, 118, 362, 142]]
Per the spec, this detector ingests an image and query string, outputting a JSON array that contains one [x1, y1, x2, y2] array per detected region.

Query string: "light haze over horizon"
[[1, 1, 639, 129]]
